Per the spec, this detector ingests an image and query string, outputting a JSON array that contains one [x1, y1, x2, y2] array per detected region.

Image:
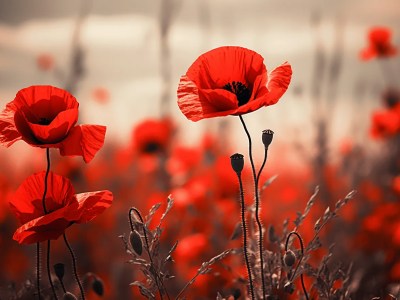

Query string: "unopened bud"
[[54, 263, 65, 281], [92, 277, 104, 296], [130, 230, 143, 256], [283, 250, 296, 267], [230, 153, 244, 174], [262, 130, 274, 149], [63, 292, 78, 300]]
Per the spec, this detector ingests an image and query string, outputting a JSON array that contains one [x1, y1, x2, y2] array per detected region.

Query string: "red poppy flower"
[[9, 171, 113, 244], [0, 85, 106, 163], [360, 27, 397, 60], [177, 46, 292, 121], [370, 104, 400, 138], [132, 118, 174, 154]]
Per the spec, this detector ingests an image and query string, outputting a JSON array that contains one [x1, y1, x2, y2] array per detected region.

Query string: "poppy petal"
[[73, 190, 113, 223], [186, 46, 266, 89], [12, 204, 78, 244], [264, 62, 292, 105], [59, 125, 106, 163], [26, 108, 78, 144], [0, 103, 21, 147], [13, 86, 79, 122], [9, 171, 76, 225]]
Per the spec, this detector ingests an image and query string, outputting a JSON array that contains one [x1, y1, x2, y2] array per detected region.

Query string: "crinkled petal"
[[73, 190, 113, 223], [264, 61, 292, 105], [0, 102, 21, 147], [59, 125, 106, 163]]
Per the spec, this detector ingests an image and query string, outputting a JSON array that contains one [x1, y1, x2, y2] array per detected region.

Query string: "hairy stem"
[[129, 208, 169, 300], [236, 172, 255, 300], [285, 231, 309, 300], [63, 233, 85, 300], [239, 115, 266, 298]]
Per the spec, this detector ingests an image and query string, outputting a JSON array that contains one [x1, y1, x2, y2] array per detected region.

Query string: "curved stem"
[[42, 148, 50, 214], [129, 208, 169, 300], [36, 243, 41, 300], [47, 240, 58, 299], [239, 115, 266, 298], [285, 231, 309, 300], [236, 172, 255, 300], [63, 233, 85, 300]]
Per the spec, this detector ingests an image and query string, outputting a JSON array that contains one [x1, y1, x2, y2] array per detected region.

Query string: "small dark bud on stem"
[[262, 129, 274, 149], [130, 230, 143, 255], [230, 153, 244, 174], [54, 263, 65, 281], [92, 277, 104, 296], [283, 250, 296, 267]]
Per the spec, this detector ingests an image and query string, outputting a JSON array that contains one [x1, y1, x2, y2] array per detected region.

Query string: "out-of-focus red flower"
[[382, 88, 400, 108], [92, 87, 110, 104], [393, 176, 400, 195], [132, 118, 174, 155], [9, 171, 113, 244], [37, 54, 55, 71], [360, 27, 397, 60], [0, 85, 106, 163], [177, 46, 292, 121], [166, 145, 202, 178], [370, 104, 400, 138]]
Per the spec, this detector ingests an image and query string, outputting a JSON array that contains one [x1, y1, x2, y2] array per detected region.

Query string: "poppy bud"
[[54, 263, 65, 281], [63, 292, 78, 300], [130, 230, 143, 256], [262, 130, 274, 149], [230, 153, 244, 174], [284, 281, 295, 294], [283, 250, 296, 267], [92, 277, 104, 296]]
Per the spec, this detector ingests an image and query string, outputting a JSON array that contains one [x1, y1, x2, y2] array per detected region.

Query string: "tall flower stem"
[[285, 231, 309, 300], [63, 233, 85, 300], [36, 243, 41, 300], [129, 208, 170, 300], [239, 115, 266, 298], [235, 171, 255, 300], [41, 148, 57, 299], [47, 240, 58, 299]]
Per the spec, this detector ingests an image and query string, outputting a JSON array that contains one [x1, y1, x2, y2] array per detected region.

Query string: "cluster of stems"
[[36, 148, 85, 300], [230, 115, 274, 299]]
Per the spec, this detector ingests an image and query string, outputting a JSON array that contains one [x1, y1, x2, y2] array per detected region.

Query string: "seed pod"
[[92, 277, 104, 296], [230, 153, 244, 174], [53, 263, 65, 281], [283, 250, 296, 267], [130, 230, 143, 255], [63, 292, 78, 300], [262, 129, 274, 149]]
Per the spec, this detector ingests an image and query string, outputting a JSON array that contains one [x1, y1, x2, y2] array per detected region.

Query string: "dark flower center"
[[143, 141, 162, 153], [38, 118, 51, 125], [223, 81, 251, 106]]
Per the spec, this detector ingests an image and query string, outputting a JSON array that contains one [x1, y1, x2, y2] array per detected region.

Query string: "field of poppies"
[[0, 1, 400, 300]]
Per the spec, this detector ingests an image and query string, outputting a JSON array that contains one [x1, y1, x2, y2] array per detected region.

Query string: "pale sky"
[[0, 0, 399, 160]]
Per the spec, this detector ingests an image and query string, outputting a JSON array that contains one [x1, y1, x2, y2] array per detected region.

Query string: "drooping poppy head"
[[132, 118, 174, 155], [0, 85, 106, 163], [360, 27, 397, 60], [9, 171, 113, 244], [177, 46, 292, 121]]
